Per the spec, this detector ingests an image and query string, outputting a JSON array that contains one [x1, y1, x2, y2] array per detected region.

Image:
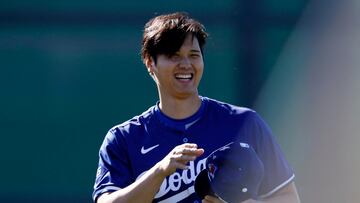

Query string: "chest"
[[126, 120, 252, 179]]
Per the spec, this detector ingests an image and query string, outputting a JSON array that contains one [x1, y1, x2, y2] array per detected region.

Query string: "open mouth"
[[175, 73, 193, 81]]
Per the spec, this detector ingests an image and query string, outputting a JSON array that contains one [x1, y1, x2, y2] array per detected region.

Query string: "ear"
[[145, 57, 156, 74]]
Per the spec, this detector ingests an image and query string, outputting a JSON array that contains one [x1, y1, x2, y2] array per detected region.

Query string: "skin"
[[145, 33, 204, 119], [97, 33, 301, 203], [97, 143, 204, 203], [97, 34, 205, 203]]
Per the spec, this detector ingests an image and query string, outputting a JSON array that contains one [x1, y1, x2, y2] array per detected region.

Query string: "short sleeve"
[[249, 112, 295, 198], [92, 128, 133, 202]]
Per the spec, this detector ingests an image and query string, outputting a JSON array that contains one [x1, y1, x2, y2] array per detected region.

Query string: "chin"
[[174, 90, 198, 99]]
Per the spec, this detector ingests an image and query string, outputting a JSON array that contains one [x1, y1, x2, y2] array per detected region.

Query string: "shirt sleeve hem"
[[93, 185, 122, 202], [258, 174, 295, 199]]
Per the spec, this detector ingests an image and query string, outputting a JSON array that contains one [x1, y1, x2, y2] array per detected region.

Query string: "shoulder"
[[107, 105, 156, 139], [202, 97, 268, 131], [203, 96, 258, 118]]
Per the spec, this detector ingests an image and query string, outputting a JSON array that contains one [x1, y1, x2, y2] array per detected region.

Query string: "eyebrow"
[[172, 49, 201, 55]]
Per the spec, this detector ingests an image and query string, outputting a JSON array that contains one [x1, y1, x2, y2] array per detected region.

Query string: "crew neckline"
[[153, 96, 208, 132]]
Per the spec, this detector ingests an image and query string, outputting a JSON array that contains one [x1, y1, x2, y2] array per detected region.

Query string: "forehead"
[[180, 34, 201, 50]]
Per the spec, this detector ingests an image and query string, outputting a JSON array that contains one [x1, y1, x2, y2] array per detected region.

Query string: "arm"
[[96, 143, 204, 203], [97, 164, 166, 203], [202, 182, 300, 203]]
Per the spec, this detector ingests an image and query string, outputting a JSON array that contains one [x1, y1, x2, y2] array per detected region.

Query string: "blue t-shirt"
[[93, 97, 294, 202]]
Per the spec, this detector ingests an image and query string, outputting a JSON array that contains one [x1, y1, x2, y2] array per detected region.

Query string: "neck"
[[158, 94, 202, 119]]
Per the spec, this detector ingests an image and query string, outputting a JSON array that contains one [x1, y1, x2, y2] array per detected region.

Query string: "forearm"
[[97, 143, 204, 203], [97, 164, 165, 203]]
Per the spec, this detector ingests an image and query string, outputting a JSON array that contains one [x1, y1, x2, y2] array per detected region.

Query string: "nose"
[[179, 57, 191, 69]]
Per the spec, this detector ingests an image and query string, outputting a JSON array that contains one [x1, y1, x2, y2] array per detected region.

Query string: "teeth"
[[175, 74, 192, 79]]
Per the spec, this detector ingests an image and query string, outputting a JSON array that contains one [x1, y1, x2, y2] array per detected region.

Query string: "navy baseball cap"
[[194, 142, 264, 203]]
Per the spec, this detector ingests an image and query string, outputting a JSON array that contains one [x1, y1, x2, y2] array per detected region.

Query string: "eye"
[[190, 53, 200, 58], [170, 54, 181, 61]]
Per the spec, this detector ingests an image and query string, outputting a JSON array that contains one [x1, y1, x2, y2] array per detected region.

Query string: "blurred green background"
[[0, 0, 305, 202], [3, 0, 359, 203]]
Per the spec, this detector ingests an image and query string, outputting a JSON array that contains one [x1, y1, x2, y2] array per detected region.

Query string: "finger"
[[204, 195, 216, 201], [171, 154, 197, 166], [173, 154, 197, 162], [202, 200, 212, 203], [204, 195, 224, 203], [181, 148, 205, 156], [178, 143, 198, 148], [174, 147, 204, 156]]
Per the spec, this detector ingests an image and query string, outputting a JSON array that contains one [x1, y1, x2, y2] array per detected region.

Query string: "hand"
[[155, 143, 204, 177], [202, 195, 226, 203]]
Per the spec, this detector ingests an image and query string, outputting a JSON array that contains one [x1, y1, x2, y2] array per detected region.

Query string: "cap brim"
[[194, 169, 215, 199]]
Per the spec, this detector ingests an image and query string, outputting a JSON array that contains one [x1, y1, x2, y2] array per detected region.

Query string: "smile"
[[175, 73, 193, 80]]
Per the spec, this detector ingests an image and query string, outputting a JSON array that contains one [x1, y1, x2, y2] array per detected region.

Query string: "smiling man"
[[92, 12, 300, 203], [146, 32, 204, 118]]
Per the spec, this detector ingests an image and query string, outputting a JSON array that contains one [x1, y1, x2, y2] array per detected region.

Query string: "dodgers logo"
[[136, 157, 207, 202], [208, 163, 217, 180]]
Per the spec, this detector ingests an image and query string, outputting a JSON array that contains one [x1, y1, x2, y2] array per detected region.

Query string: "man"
[[93, 12, 300, 203]]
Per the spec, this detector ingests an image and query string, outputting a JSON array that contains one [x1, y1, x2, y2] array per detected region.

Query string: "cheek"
[[197, 70, 204, 81], [195, 66, 204, 84], [196, 61, 204, 74], [154, 62, 171, 75]]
